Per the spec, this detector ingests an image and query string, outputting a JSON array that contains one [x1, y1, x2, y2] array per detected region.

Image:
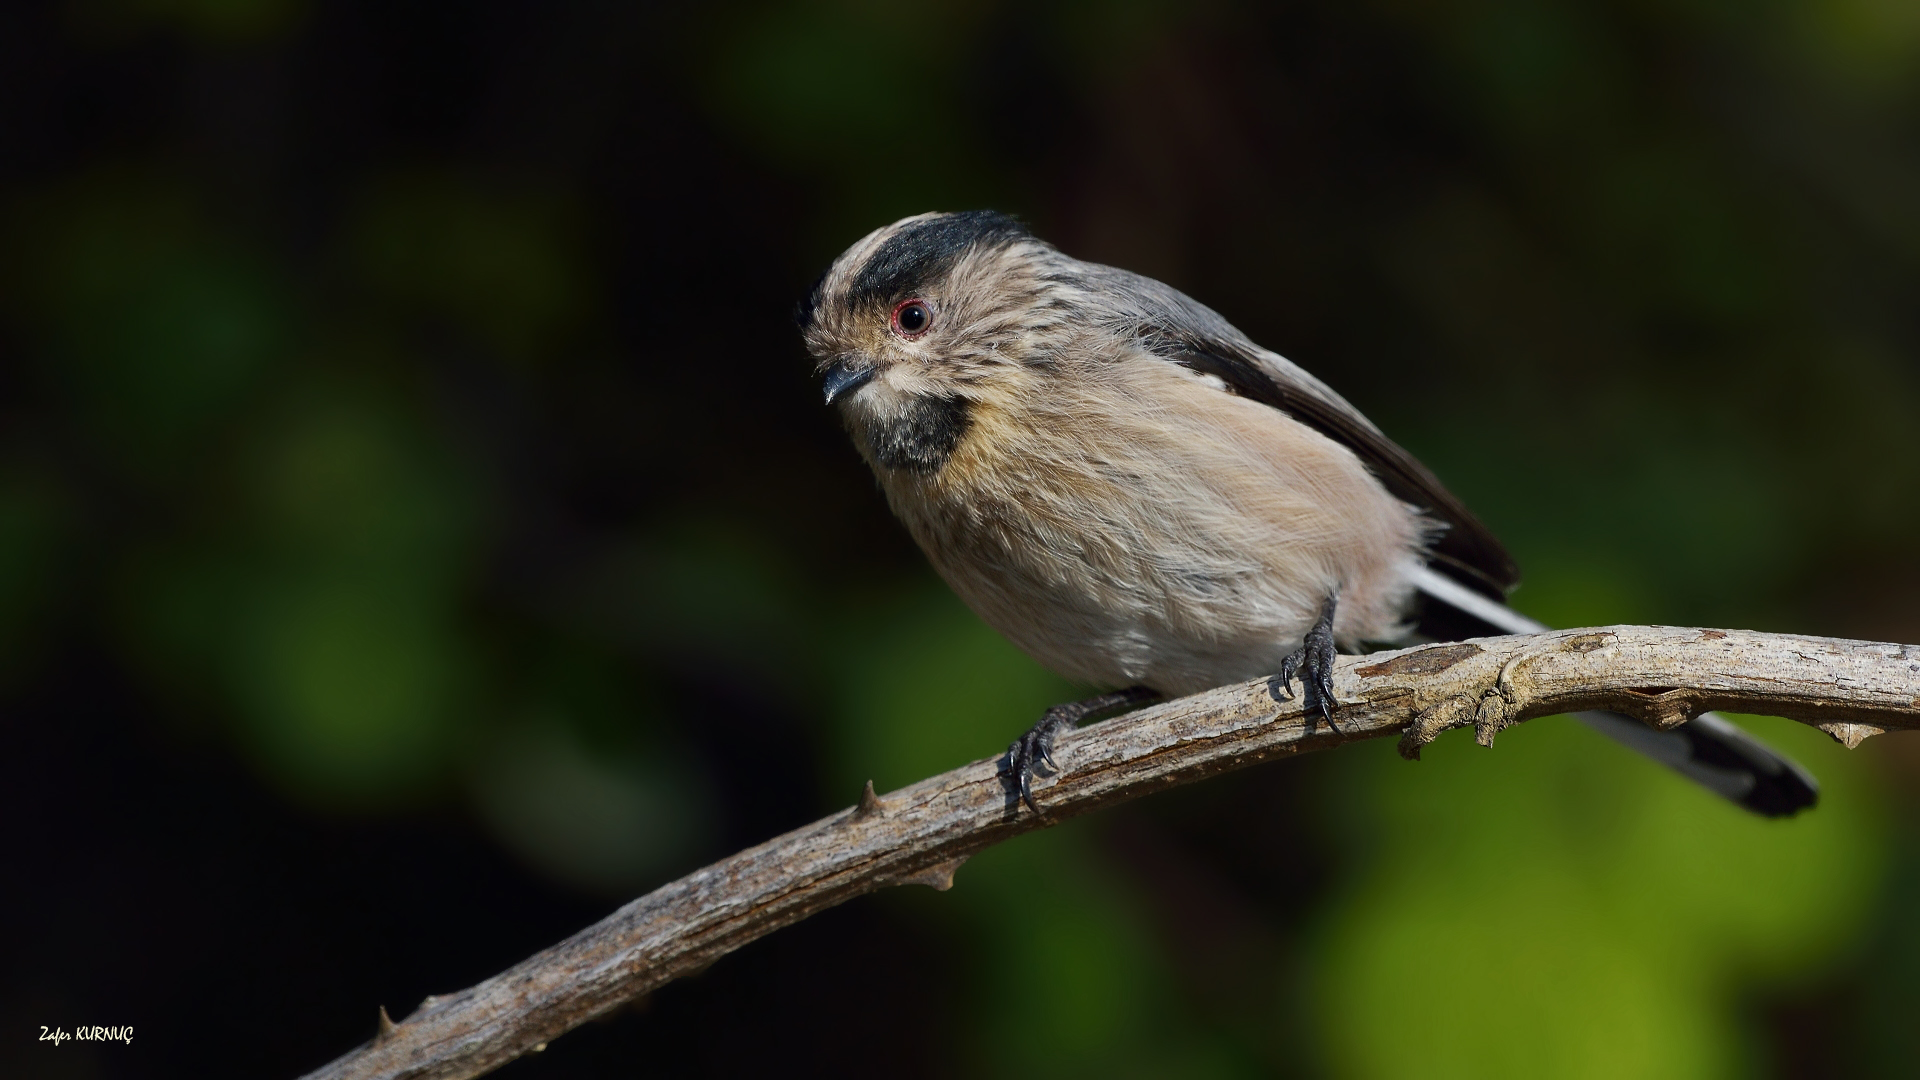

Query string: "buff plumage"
[[799, 210, 1817, 819], [802, 212, 1428, 696]]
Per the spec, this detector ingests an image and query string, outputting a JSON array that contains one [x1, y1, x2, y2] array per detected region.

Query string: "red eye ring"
[[890, 298, 934, 339]]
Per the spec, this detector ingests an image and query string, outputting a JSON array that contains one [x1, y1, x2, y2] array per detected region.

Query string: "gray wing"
[[1078, 263, 1520, 599], [1067, 262, 1816, 818]]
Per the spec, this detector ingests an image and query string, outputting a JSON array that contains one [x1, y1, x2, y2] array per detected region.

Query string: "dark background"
[[4, 1, 1918, 1077]]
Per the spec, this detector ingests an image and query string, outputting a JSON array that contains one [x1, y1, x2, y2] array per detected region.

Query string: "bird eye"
[[891, 299, 933, 339]]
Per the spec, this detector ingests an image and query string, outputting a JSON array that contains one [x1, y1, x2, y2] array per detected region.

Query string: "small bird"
[[798, 210, 1816, 817]]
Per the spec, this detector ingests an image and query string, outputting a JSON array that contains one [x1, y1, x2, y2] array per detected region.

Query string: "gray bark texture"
[[300, 626, 1920, 1080]]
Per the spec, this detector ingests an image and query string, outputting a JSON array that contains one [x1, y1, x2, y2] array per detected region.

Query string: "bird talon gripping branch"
[[1004, 688, 1158, 814], [800, 211, 1817, 819], [1270, 596, 1341, 732]]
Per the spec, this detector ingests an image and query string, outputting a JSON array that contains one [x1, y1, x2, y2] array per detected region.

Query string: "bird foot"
[[1268, 595, 1340, 733], [1003, 687, 1159, 814]]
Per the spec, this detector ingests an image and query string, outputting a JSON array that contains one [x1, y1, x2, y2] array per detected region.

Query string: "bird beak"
[[820, 358, 877, 405]]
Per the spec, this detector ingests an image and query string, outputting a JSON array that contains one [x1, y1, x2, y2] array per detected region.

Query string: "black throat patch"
[[867, 394, 972, 474]]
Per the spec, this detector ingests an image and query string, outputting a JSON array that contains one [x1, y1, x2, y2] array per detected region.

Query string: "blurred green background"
[[3, 0, 1918, 1077]]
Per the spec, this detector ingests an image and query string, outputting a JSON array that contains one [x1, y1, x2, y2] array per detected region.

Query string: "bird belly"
[[880, 383, 1428, 697]]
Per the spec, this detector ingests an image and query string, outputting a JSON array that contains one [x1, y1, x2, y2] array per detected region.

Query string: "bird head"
[[796, 211, 1059, 422]]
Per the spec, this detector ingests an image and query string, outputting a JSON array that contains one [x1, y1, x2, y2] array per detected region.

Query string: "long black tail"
[[1413, 568, 1818, 818]]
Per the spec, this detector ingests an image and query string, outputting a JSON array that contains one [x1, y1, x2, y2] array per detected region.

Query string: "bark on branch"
[[300, 626, 1920, 1080]]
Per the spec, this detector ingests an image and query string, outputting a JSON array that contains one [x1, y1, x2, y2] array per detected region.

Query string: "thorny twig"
[[301, 626, 1920, 1080]]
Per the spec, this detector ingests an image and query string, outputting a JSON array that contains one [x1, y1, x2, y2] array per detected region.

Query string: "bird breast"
[[863, 356, 1429, 696]]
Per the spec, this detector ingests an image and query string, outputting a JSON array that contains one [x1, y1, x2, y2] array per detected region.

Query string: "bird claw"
[[1268, 596, 1341, 733], [1002, 687, 1159, 815], [1005, 707, 1071, 815]]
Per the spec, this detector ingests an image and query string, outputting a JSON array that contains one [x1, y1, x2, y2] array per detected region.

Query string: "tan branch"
[[299, 626, 1920, 1080]]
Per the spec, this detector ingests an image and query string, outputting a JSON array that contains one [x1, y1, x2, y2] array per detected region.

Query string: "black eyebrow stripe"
[[846, 211, 1030, 308]]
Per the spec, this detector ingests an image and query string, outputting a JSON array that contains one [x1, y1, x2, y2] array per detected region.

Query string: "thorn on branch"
[[374, 1007, 397, 1045], [1818, 721, 1884, 749], [882, 855, 968, 891], [853, 779, 884, 819]]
